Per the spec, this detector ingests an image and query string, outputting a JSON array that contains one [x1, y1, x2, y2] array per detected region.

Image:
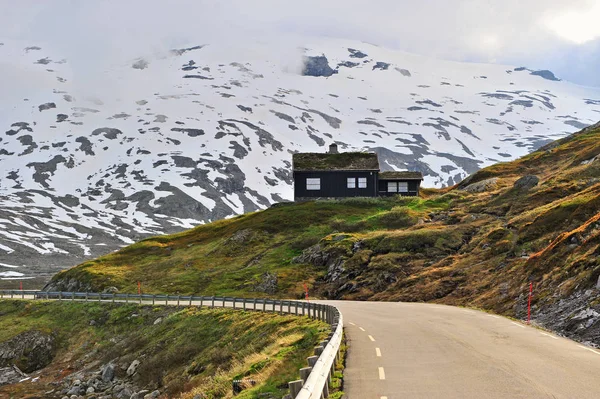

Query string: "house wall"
[[293, 171, 378, 200], [378, 180, 420, 197]]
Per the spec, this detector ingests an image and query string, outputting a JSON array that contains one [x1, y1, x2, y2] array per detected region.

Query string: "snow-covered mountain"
[[1, 37, 599, 282]]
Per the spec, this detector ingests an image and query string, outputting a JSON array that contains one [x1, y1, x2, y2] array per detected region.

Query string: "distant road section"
[[328, 301, 600, 399]]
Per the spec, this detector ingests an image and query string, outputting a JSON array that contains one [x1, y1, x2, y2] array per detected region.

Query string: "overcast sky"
[[1, 0, 599, 86]]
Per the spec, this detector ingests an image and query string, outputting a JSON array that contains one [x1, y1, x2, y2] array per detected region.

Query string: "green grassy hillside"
[[48, 122, 600, 341], [0, 300, 327, 399]]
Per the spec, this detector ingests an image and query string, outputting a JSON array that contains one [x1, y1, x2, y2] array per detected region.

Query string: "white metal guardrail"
[[0, 290, 342, 398]]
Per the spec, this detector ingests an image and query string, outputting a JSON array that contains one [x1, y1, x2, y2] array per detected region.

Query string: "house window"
[[347, 178, 356, 188], [306, 178, 321, 190], [358, 177, 367, 188], [387, 182, 398, 192], [399, 182, 408, 193]]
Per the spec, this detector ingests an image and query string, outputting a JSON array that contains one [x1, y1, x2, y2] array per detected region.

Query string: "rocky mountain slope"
[[1, 37, 600, 282], [47, 122, 600, 346]]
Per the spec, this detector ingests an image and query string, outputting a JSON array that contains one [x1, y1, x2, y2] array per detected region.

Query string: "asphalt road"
[[329, 301, 600, 399]]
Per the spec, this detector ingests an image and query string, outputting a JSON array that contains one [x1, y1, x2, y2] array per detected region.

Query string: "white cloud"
[[542, 3, 600, 44], [0, 0, 599, 86]]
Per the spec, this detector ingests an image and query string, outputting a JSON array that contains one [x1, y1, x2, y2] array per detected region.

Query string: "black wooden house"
[[292, 144, 423, 201]]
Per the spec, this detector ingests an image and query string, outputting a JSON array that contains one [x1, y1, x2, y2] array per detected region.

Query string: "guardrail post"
[[189, 296, 193, 306], [253, 298, 257, 311], [280, 300, 284, 315], [58, 292, 61, 300], [211, 296, 215, 308], [112, 293, 115, 303], [126, 294, 129, 303], [307, 356, 318, 367], [262, 299, 266, 312], [199, 297, 203, 308], [165, 296, 168, 306], [22, 290, 25, 299], [177, 296, 181, 307], [85, 292, 88, 302], [295, 301, 299, 315], [289, 380, 303, 397], [300, 367, 312, 383], [322, 378, 330, 398], [139, 294, 142, 304], [314, 346, 324, 356], [152, 295, 155, 305], [233, 298, 237, 309], [243, 298, 246, 311]]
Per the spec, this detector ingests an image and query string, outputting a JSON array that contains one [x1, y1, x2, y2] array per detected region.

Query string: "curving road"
[[328, 301, 600, 399]]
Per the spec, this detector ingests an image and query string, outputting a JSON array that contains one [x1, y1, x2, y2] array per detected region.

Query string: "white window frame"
[[398, 182, 409, 193], [306, 178, 321, 191], [387, 182, 398, 193], [347, 177, 356, 189], [358, 177, 367, 189]]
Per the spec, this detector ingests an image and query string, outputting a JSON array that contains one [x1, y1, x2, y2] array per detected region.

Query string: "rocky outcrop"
[[255, 272, 278, 294], [302, 56, 337, 77], [513, 175, 539, 190], [0, 330, 55, 373], [461, 177, 498, 193]]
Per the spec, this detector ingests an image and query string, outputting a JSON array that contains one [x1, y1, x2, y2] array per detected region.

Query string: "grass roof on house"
[[379, 171, 424, 180], [293, 152, 380, 171]]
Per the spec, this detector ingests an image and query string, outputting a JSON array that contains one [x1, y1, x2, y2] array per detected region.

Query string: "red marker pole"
[[304, 283, 309, 303], [527, 282, 533, 325], [19, 281, 23, 291]]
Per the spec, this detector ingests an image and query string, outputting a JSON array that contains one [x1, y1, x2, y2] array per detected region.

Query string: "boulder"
[[462, 178, 498, 193], [514, 175, 539, 190], [130, 390, 150, 399], [144, 391, 160, 399], [101, 364, 115, 382], [0, 366, 26, 386], [126, 360, 140, 376]]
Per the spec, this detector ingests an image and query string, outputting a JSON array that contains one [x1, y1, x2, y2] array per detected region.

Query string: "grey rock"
[[126, 359, 140, 376], [461, 178, 498, 193], [373, 62, 390, 71], [0, 366, 26, 386], [92, 128, 123, 140], [530, 69, 560, 81], [101, 364, 115, 382], [303, 56, 337, 77], [144, 391, 160, 399], [132, 59, 149, 70], [39, 102, 56, 112], [255, 272, 278, 294], [514, 175, 539, 190], [0, 330, 55, 373], [130, 390, 150, 399], [395, 68, 411, 77], [348, 48, 368, 58]]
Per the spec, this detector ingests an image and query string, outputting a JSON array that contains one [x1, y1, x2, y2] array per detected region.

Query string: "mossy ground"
[[0, 300, 328, 399], [48, 124, 600, 318]]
